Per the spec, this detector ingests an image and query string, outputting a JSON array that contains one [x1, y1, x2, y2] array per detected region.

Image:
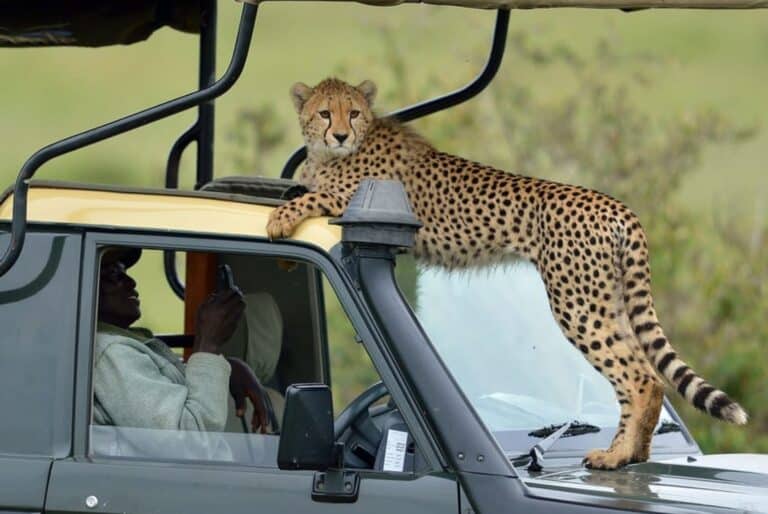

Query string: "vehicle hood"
[[521, 454, 768, 513]]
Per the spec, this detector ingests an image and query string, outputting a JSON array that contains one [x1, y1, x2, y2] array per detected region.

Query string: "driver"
[[93, 247, 269, 433]]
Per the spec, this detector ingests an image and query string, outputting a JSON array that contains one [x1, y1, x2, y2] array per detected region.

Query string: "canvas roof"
[[243, 0, 767, 8], [0, 0, 203, 47], [1, 0, 764, 48]]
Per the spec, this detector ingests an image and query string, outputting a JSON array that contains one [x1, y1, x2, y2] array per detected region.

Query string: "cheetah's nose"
[[333, 133, 348, 144]]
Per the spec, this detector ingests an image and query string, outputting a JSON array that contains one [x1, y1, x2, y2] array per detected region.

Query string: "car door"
[[0, 231, 81, 514], [44, 231, 458, 514]]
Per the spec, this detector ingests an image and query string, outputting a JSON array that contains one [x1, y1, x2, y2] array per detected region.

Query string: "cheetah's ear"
[[290, 82, 313, 113], [356, 80, 377, 106]]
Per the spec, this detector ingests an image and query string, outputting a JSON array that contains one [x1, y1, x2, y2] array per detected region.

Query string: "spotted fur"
[[268, 78, 748, 469]]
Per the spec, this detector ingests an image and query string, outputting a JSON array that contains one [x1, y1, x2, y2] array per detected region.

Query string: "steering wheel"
[[333, 381, 389, 439]]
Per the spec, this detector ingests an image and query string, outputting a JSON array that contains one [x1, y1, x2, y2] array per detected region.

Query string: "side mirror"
[[277, 383, 334, 471]]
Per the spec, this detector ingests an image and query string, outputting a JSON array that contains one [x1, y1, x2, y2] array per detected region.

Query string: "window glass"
[[127, 250, 184, 335], [324, 277, 380, 414], [90, 246, 404, 471], [397, 256, 690, 454]]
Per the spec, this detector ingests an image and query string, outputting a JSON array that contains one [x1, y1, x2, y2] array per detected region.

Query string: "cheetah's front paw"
[[266, 207, 301, 239], [582, 448, 635, 470]]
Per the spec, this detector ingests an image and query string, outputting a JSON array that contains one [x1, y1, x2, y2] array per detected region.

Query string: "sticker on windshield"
[[382, 429, 408, 472]]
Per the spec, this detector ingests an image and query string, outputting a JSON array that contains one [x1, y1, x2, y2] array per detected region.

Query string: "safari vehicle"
[[0, 1, 766, 514]]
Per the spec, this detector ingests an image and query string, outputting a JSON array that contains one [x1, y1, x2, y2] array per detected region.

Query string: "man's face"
[[98, 261, 141, 328]]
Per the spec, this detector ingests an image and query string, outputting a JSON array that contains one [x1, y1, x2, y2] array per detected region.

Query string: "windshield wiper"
[[525, 420, 601, 472], [655, 420, 681, 435], [528, 420, 601, 439]]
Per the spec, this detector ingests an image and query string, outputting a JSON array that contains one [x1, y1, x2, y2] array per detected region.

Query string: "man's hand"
[[193, 288, 245, 354], [226, 357, 270, 434]]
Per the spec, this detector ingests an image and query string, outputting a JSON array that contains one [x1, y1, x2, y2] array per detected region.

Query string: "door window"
[[89, 244, 408, 472]]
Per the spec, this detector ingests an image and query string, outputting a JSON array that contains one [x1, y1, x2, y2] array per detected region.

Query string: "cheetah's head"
[[290, 78, 377, 163]]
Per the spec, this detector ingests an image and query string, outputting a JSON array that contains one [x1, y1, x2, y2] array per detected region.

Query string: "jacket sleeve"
[[93, 341, 231, 432]]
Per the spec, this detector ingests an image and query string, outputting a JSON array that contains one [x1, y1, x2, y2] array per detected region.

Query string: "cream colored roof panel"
[[240, 0, 767, 8], [0, 185, 342, 253]]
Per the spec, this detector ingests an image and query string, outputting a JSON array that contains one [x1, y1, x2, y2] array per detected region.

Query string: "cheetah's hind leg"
[[543, 276, 664, 469]]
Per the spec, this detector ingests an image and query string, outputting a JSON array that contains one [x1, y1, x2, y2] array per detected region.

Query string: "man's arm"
[[93, 339, 231, 431]]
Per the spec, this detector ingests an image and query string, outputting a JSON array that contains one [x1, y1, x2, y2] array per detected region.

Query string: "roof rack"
[[0, 2, 258, 278], [201, 176, 308, 200]]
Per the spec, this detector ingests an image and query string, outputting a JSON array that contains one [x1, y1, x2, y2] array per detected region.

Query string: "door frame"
[[73, 228, 445, 471]]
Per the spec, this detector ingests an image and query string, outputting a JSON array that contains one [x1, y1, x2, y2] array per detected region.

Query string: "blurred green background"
[[1, 2, 765, 453]]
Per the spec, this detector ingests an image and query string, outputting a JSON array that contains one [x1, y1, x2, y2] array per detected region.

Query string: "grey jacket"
[[93, 322, 231, 432]]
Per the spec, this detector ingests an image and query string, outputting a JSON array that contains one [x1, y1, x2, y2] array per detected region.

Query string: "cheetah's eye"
[[350, 110, 360, 119], [319, 110, 331, 119]]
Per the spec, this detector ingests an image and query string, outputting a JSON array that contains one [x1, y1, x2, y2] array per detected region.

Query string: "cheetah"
[[267, 77, 748, 470]]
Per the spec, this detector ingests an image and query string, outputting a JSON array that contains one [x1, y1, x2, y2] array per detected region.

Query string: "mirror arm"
[[311, 444, 361, 505]]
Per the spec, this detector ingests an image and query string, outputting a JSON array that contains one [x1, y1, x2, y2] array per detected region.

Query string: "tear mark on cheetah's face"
[[290, 78, 377, 163]]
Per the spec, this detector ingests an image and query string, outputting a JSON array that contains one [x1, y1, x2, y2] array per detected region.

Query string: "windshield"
[[400, 258, 692, 454]]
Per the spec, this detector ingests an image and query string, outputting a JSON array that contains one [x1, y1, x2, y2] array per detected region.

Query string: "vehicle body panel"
[[0, 231, 80, 458], [0, 230, 80, 512], [664, 453, 768, 474], [519, 456, 768, 513], [0, 183, 765, 514], [45, 226, 459, 514], [46, 460, 458, 514], [0, 457, 51, 513], [0, 185, 340, 252]]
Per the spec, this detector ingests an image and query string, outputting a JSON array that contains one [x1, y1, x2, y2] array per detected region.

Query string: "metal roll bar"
[[0, 3, 258, 277], [165, 0, 218, 192], [280, 8, 510, 179], [163, 0, 218, 300], [195, 0, 218, 191]]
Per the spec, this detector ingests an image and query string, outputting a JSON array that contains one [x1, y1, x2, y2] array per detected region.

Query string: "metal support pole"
[[164, 0, 219, 300], [165, 0, 217, 190], [165, 126, 198, 190], [196, 0, 218, 188], [0, 3, 258, 277], [164, 125, 195, 298], [280, 8, 510, 179]]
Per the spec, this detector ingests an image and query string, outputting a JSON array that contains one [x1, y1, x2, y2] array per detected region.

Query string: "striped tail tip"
[[695, 385, 748, 424], [719, 402, 748, 425]]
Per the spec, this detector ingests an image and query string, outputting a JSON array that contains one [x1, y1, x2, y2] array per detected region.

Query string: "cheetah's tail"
[[619, 222, 748, 425]]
